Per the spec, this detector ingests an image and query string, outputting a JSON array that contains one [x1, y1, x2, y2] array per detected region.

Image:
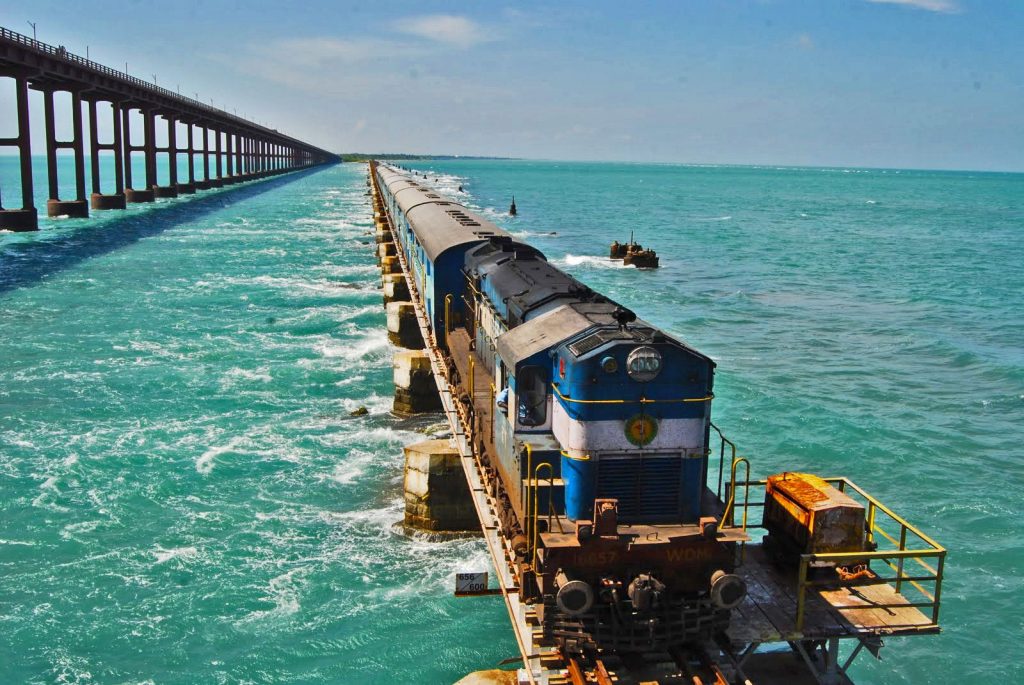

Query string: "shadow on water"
[[0, 166, 329, 295]]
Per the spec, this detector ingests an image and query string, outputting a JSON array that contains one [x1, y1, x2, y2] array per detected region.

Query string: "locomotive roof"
[[378, 165, 513, 262], [472, 252, 595, 325], [496, 302, 620, 368], [496, 301, 715, 369]]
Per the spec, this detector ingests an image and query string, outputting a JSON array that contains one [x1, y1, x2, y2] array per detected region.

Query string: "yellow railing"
[[531, 461, 555, 570], [726, 474, 946, 633], [444, 294, 452, 335], [720, 457, 751, 533], [792, 477, 946, 632], [706, 426, 945, 634]]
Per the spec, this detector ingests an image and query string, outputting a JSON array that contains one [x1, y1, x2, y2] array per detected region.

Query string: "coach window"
[[517, 365, 547, 426]]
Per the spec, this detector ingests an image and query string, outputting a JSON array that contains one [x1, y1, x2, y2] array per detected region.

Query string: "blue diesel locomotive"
[[375, 162, 749, 653]]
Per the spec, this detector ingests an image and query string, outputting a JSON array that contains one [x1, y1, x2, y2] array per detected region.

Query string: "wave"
[[559, 254, 631, 269]]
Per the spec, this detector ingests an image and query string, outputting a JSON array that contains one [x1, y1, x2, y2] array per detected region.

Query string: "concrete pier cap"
[[46, 199, 89, 218], [90, 193, 127, 210], [125, 188, 155, 203], [393, 349, 441, 414], [0, 208, 39, 231], [402, 439, 478, 535], [152, 185, 178, 199]]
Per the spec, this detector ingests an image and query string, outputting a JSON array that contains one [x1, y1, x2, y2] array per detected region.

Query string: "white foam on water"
[[151, 545, 200, 565], [219, 366, 273, 390], [237, 568, 306, 624], [311, 329, 389, 363], [339, 393, 393, 415], [196, 435, 247, 474], [32, 475, 70, 512], [60, 520, 101, 541], [326, 449, 378, 485], [559, 254, 630, 269], [695, 215, 732, 222]]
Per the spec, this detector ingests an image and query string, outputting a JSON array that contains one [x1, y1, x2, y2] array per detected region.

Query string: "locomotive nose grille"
[[597, 455, 682, 521]]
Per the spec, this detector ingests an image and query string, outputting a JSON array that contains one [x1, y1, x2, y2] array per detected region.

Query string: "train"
[[370, 162, 941, 673]]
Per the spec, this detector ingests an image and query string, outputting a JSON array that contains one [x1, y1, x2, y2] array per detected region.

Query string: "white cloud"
[[865, 0, 960, 13], [392, 14, 490, 48], [264, 37, 413, 67], [797, 33, 815, 50]]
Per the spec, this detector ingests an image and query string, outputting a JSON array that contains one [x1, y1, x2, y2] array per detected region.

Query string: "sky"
[[2, 0, 1023, 171]]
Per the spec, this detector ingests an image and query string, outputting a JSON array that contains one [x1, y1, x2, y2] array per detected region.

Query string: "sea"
[[1, 157, 1021, 684]]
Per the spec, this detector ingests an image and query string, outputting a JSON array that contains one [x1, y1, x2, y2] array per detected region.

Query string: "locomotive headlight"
[[600, 355, 618, 374], [626, 346, 662, 382]]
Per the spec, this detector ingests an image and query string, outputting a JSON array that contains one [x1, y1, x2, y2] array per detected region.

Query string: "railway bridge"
[[0, 26, 337, 232]]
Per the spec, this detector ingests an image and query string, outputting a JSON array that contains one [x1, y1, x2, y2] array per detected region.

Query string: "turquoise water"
[[2, 158, 1022, 683]]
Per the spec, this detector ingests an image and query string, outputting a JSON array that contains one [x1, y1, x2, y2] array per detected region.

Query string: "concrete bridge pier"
[[387, 302, 425, 349], [87, 97, 126, 210], [402, 439, 478, 534], [41, 87, 89, 218], [382, 274, 411, 305], [393, 349, 441, 414], [152, 112, 179, 199], [123, 106, 155, 203], [175, 119, 196, 195], [0, 71, 38, 231], [208, 127, 224, 188], [222, 130, 236, 185], [194, 126, 211, 190]]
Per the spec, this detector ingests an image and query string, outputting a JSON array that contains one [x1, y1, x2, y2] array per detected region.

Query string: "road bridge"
[[0, 26, 338, 231]]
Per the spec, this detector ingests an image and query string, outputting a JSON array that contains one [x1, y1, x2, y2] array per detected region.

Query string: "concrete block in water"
[[403, 439, 477, 532], [393, 349, 441, 414], [387, 302, 424, 349]]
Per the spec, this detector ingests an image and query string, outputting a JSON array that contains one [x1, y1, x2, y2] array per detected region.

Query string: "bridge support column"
[[381, 254, 402, 277], [393, 350, 441, 413], [177, 120, 196, 194], [224, 132, 236, 184], [0, 73, 38, 231], [211, 128, 224, 187], [125, 107, 155, 203], [153, 113, 178, 199], [382, 274, 411, 305], [195, 126, 211, 190], [88, 98, 127, 210], [42, 88, 89, 218], [402, 439, 477, 535], [378, 241, 396, 263], [387, 302, 425, 349]]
